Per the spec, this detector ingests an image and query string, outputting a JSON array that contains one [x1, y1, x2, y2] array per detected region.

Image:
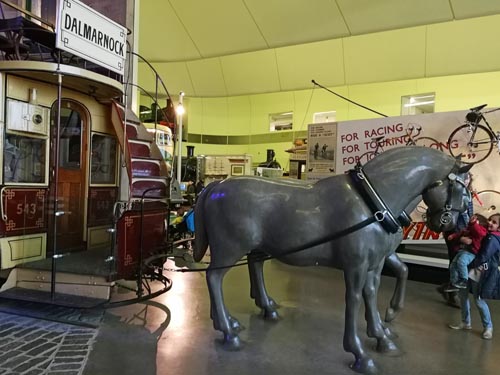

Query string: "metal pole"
[[51, 54, 63, 300], [176, 92, 184, 183]]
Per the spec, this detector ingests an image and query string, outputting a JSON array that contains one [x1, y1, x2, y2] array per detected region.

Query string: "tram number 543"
[[17, 203, 37, 217]]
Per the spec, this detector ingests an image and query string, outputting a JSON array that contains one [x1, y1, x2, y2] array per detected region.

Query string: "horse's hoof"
[[383, 326, 398, 339], [268, 298, 280, 308], [262, 308, 280, 321], [350, 357, 378, 374], [376, 338, 398, 354], [384, 307, 399, 322], [222, 333, 242, 351], [228, 316, 244, 332]]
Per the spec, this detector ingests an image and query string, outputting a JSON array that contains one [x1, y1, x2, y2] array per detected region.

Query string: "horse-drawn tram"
[[0, 0, 180, 308]]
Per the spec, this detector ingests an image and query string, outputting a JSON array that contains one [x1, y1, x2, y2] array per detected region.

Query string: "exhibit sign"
[[56, 0, 127, 75], [307, 122, 337, 180]]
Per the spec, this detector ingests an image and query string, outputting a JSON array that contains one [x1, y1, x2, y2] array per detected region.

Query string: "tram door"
[[49, 101, 88, 252]]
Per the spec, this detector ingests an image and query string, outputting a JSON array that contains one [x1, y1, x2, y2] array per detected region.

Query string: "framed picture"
[[231, 164, 244, 176]]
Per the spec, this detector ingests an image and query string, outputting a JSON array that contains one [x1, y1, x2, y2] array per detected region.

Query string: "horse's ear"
[[456, 162, 473, 174], [453, 155, 473, 173]]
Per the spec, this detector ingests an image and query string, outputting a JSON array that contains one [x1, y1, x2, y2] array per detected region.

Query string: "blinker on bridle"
[[424, 173, 470, 226]]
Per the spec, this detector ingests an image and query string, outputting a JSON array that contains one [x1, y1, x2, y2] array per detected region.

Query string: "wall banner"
[[331, 108, 500, 244]]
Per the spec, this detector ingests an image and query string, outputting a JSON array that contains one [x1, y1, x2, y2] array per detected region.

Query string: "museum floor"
[[2, 260, 498, 374], [76, 260, 500, 375]]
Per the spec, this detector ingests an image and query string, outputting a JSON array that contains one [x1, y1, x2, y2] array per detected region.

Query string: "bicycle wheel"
[[413, 136, 443, 151], [447, 124, 494, 164], [473, 190, 500, 217]]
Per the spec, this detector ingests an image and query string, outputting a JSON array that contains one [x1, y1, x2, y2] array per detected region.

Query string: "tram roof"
[[0, 61, 123, 101]]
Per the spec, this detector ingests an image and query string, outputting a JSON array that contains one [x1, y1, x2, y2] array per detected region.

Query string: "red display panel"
[[116, 208, 167, 280], [0, 188, 47, 235], [87, 187, 118, 227]]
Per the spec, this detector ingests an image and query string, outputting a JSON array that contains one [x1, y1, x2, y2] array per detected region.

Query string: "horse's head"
[[422, 162, 473, 232]]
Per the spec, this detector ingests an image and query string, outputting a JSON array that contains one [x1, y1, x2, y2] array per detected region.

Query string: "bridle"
[[423, 173, 470, 227]]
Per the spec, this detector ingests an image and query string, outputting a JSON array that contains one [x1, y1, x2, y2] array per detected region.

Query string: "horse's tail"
[[193, 181, 217, 262]]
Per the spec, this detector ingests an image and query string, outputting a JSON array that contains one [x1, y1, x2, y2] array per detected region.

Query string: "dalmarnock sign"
[[56, 0, 127, 75]]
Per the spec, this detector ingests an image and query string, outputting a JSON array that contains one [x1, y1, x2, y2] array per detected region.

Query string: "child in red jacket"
[[445, 214, 488, 291]]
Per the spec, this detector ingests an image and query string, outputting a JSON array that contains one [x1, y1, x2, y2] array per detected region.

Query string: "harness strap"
[[349, 164, 405, 234], [170, 216, 378, 272], [264, 216, 377, 258]]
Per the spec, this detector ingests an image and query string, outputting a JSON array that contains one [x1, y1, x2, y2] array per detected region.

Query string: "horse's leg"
[[343, 265, 377, 374], [383, 253, 408, 322], [247, 253, 279, 320], [363, 265, 398, 354], [206, 264, 242, 349]]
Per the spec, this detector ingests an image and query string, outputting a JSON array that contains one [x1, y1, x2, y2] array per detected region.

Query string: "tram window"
[[90, 133, 117, 185], [3, 134, 46, 184], [59, 108, 82, 169]]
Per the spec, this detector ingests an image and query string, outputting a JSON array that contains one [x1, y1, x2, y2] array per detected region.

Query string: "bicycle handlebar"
[[483, 107, 500, 114]]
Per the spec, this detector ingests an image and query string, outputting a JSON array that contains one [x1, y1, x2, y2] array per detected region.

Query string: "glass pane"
[[90, 133, 117, 184], [59, 108, 82, 169], [269, 111, 293, 132], [4, 134, 46, 183], [401, 93, 435, 115]]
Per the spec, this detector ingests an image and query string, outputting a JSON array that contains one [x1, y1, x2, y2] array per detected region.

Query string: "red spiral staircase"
[[110, 101, 172, 281]]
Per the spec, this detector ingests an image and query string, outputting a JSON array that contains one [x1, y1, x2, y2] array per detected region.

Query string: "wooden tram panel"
[[87, 187, 118, 227], [0, 188, 47, 235], [116, 207, 168, 280]]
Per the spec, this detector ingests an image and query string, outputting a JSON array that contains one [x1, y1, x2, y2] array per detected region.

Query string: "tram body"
[[0, 67, 172, 305]]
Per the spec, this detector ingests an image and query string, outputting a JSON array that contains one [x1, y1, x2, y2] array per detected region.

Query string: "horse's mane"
[[365, 146, 454, 170]]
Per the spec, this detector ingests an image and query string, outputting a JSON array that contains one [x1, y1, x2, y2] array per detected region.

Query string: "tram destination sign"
[[56, 0, 127, 75]]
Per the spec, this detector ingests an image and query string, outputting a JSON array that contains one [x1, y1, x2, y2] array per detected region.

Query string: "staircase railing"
[[127, 50, 177, 131], [124, 50, 178, 185]]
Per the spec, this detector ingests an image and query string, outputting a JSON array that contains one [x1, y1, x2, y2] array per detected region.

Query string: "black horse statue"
[[194, 147, 471, 373]]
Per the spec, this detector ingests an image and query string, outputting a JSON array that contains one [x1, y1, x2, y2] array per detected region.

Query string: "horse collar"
[[349, 164, 408, 234]]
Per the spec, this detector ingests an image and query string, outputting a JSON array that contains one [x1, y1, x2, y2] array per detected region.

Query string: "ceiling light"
[[404, 100, 435, 108]]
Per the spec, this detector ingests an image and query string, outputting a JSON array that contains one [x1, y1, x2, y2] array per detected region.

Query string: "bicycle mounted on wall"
[[447, 104, 500, 164]]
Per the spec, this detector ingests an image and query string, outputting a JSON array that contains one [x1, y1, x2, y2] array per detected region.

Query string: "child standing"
[[445, 214, 488, 291]]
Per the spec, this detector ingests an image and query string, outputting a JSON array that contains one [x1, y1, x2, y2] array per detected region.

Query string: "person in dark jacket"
[[448, 213, 500, 340]]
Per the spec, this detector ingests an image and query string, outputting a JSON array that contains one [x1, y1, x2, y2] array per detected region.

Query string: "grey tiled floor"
[[0, 313, 97, 375]]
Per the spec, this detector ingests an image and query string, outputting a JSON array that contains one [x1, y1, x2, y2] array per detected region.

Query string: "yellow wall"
[[179, 70, 500, 170]]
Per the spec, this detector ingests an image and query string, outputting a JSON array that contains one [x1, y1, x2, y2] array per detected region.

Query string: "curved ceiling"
[[137, 0, 500, 97]]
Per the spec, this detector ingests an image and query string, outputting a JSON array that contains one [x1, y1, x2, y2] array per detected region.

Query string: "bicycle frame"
[[469, 110, 497, 144]]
